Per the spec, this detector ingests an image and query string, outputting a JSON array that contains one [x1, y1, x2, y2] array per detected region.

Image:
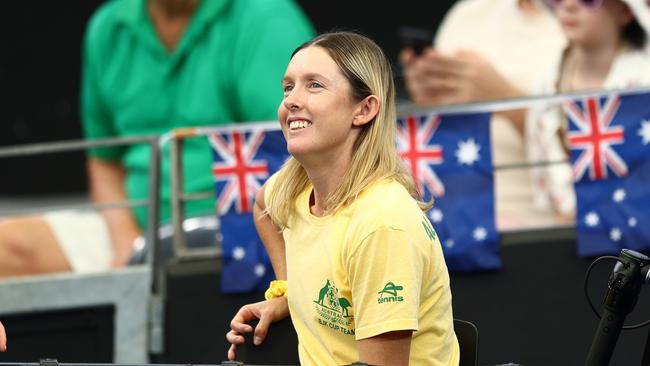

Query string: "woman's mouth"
[[289, 120, 313, 130]]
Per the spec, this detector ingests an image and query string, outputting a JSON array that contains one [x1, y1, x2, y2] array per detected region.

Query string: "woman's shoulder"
[[357, 178, 412, 200], [351, 179, 423, 223]]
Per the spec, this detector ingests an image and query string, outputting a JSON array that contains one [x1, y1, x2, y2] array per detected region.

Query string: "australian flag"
[[209, 122, 289, 293], [396, 112, 500, 271], [565, 92, 650, 256]]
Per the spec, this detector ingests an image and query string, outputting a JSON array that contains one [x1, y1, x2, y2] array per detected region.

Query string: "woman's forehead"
[[285, 46, 341, 77]]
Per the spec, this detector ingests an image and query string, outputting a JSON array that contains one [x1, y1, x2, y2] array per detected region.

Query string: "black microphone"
[[585, 249, 650, 366]]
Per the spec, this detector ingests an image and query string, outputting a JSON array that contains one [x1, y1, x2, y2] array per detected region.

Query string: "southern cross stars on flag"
[[565, 92, 650, 256], [396, 112, 500, 271]]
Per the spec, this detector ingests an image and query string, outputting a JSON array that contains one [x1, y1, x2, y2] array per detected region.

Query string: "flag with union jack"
[[209, 122, 289, 293], [396, 112, 500, 271], [565, 91, 650, 256]]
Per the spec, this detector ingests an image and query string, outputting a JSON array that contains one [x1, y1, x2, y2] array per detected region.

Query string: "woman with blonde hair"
[[226, 31, 459, 365]]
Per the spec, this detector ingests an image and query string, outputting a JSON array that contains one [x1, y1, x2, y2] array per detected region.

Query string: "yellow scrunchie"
[[264, 280, 288, 300]]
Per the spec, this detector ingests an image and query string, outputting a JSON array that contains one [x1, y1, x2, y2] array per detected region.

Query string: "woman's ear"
[[352, 95, 381, 127]]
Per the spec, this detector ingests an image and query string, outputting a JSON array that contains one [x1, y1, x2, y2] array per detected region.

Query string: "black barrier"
[[0, 306, 114, 362]]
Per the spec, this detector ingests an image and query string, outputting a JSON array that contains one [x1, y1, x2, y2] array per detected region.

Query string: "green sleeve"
[[231, 1, 315, 122], [80, 10, 124, 161]]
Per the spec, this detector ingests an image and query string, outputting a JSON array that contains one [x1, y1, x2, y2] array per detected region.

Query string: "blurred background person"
[[0, 0, 314, 277], [527, 0, 650, 220], [400, 0, 567, 230]]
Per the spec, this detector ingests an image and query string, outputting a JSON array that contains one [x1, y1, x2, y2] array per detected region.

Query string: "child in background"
[[526, 0, 650, 220]]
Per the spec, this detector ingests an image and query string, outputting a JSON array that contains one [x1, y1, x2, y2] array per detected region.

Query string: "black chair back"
[[454, 318, 478, 366]]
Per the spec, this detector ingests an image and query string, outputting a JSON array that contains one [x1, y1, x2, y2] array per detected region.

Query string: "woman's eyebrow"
[[302, 72, 329, 82], [283, 72, 331, 83]]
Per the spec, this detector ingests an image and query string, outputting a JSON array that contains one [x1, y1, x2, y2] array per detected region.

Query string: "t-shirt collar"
[[114, 0, 230, 57]]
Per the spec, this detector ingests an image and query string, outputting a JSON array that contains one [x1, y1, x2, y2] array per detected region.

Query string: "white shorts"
[[43, 211, 113, 273]]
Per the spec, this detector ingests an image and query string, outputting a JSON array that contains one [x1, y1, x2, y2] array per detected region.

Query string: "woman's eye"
[[309, 81, 322, 89], [283, 84, 293, 93]]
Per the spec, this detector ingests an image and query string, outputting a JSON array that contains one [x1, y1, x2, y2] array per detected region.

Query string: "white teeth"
[[289, 120, 312, 130]]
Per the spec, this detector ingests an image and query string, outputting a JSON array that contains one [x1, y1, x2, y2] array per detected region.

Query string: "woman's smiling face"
[[278, 46, 364, 162]]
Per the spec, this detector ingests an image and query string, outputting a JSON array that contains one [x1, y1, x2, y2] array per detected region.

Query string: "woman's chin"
[[287, 143, 309, 157]]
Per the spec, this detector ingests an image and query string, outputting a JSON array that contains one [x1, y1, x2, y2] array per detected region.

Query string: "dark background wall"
[[0, 2, 104, 195], [0, 1, 454, 195]]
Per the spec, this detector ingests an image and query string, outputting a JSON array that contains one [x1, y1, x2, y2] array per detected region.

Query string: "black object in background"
[[584, 249, 650, 366], [451, 236, 650, 366], [237, 318, 299, 365], [0, 2, 103, 195], [398, 27, 434, 55], [0, 305, 115, 362], [163, 257, 299, 365]]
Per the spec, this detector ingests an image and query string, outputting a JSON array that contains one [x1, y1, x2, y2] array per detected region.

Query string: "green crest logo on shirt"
[[313, 279, 355, 336], [377, 281, 404, 304], [314, 279, 352, 317]]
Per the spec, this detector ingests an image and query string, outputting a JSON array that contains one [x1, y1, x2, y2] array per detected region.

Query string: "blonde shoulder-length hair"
[[266, 31, 431, 229]]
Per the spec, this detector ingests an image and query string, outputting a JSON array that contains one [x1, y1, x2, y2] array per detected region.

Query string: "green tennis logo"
[[377, 282, 404, 304], [422, 218, 437, 241]]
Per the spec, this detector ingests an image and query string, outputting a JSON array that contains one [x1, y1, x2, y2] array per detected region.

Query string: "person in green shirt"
[[0, 0, 314, 276]]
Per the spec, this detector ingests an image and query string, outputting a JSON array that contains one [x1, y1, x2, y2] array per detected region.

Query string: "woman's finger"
[[253, 311, 273, 345], [227, 344, 237, 361], [226, 330, 246, 345], [229, 307, 256, 333], [230, 320, 254, 334]]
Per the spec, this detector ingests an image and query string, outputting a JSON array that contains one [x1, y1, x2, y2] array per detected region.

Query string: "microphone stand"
[[585, 249, 650, 366]]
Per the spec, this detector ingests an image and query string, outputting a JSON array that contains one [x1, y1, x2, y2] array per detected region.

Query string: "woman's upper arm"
[[357, 330, 413, 366], [255, 184, 267, 212]]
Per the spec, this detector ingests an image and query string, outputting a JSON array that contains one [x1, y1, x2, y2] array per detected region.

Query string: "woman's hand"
[[226, 297, 289, 361]]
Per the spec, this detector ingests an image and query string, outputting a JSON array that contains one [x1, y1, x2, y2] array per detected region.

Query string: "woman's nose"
[[283, 89, 303, 111]]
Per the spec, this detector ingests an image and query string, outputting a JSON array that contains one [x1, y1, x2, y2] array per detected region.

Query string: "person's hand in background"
[[400, 47, 526, 133], [0, 321, 7, 352], [400, 48, 522, 106]]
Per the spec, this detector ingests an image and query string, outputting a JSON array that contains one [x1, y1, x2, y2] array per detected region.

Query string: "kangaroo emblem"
[[316, 280, 331, 305]]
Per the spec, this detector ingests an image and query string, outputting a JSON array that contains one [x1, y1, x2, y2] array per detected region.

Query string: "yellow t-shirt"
[[266, 175, 459, 365]]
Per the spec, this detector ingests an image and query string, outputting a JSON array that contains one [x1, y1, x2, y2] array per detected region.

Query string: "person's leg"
[[0, 216, 72, 277]]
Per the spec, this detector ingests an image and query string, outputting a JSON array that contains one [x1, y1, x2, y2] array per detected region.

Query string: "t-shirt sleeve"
[[80, 12, 124, 161], [346, 226, 427, 340], [230, 1, 315, 122]]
